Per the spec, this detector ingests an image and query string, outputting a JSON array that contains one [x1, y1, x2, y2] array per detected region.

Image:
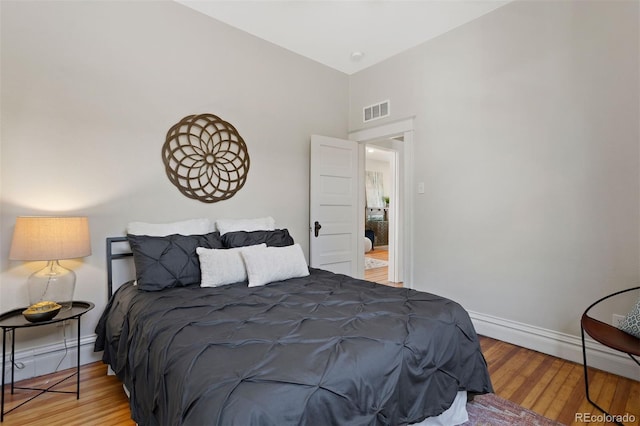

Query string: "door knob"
[[314, 221, 322, 237]]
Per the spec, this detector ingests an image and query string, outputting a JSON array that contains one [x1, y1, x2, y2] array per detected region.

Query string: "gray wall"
[[1, 0, 348, 348], [349, 0, 639, 336]]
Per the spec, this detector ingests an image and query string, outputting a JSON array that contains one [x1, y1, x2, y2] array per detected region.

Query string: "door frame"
[[349, 117, 415, 288]]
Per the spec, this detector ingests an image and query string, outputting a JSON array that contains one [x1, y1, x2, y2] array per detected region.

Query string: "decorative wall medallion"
[[162, 114, 250, 203]]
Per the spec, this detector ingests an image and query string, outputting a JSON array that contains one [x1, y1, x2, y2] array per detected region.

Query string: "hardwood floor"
[[364, 246, 403, 287], [2, 337, 637, 425], [480, 336, 639, 426], [1, 362, 134, 426]]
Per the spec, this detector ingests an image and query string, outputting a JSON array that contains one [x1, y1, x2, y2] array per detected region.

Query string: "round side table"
[[0, 301, 94, 422]]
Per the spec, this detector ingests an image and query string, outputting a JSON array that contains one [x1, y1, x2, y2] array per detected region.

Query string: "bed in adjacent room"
[[94, 218, 492, 426]]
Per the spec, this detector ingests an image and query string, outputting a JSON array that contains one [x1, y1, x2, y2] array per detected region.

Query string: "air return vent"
[[363, 100, 390, 123]]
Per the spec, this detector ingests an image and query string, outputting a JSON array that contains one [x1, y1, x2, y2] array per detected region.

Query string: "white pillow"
[[197, 244, 265, 287], [241, 244, 309, 287], [216, 216, 275, 235], [127, 218, 212, 236]]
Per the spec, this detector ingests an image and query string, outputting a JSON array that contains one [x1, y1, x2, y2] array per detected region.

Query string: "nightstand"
[[0, 301, 94, 422]]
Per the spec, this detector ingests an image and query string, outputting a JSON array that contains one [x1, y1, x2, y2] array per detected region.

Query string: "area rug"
[[463, 393, 564, 426], [365, 257, 388, 270]]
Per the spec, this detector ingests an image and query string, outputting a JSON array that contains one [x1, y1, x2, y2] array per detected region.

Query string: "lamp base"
[[27, 260, 75, 311]]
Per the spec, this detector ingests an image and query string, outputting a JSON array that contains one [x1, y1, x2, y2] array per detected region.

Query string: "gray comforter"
[[95, 268, 492, 426]]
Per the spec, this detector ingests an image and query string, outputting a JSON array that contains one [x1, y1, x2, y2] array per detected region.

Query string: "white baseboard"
[[469, 310, 639, 381], [2, 334, 101, 383]]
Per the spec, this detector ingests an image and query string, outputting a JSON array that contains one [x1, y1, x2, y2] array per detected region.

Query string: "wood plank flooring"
[[1, 362, 134, 425], [2, 336, 637, 425], [364, 246, 403, 287], [480, 336, 639, 426]]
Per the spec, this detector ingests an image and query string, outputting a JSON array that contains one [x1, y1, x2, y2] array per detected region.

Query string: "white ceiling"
[[176, 0, 511, 75]]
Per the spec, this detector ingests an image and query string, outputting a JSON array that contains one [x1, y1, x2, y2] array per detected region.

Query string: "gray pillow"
[[128, 232, 224, 291], [222, 229, 294, 248], [618, 297, 640, 339]]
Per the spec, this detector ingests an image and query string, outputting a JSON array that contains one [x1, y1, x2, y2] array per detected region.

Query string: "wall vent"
[[363, 100, 390, 123]]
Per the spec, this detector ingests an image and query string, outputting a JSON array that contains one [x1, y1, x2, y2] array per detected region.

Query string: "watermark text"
[[575, 412, 636, 423]]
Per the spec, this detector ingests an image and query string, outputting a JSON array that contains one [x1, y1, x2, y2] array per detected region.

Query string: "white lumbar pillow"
[[241, 244, 309, 287], [197, 244, 266, 287], [215, 216, 275, 235], [127, 218, 212, 236]]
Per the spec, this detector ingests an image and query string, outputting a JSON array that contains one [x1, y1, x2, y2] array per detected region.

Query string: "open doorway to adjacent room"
[[350, 117, 414, 289], [364, 139, 403, 287]]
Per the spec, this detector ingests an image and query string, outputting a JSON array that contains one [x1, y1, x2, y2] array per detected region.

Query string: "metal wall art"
[[162, 114, 250, 203]]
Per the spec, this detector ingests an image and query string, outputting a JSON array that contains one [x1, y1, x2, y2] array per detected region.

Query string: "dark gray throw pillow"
[[128, 232, 224, 291], [222, 229, 294, 248]]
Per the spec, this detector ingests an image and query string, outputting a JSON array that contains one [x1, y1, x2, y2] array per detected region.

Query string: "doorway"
[[364, 142, 400, 286], [349, 117, 415, 288]]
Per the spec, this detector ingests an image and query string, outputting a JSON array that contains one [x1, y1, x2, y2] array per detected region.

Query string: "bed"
[[94, 219, 492, 425]]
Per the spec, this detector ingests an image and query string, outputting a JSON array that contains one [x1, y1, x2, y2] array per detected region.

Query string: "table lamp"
[[9, 216, 91, 311]]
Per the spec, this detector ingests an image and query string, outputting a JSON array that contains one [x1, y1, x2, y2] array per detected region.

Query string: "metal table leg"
[[9, 332, 14, 395], [1, 328, 6, 422], [76, 318, 81, 398]]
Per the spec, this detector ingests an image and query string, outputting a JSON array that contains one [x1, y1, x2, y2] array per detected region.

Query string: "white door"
[[309, 135, 359, 276]]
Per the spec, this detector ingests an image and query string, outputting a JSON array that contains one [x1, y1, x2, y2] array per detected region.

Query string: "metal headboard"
[[106, 236, 133, 298]]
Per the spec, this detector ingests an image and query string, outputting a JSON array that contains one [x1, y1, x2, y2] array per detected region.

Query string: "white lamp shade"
[[10, 216, 91, 261]]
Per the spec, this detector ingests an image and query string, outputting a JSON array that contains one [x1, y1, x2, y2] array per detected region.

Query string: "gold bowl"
[[22, 301, 62, 323]]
